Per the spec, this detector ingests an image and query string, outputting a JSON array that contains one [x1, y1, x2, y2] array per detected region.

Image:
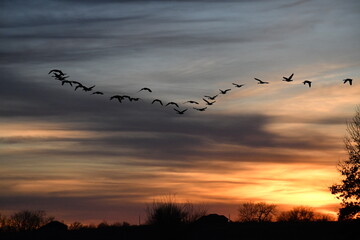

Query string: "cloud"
[[0, 67, 343, 172], [0, 0, 325, 65]]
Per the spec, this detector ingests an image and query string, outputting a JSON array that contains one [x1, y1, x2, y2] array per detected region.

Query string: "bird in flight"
[[110, 95, 123, 102], [61, 80, 73, 86], [203, 98, 216, 105], [184, 100, 199, 104], [138, 87, 152, 93], [130, 97, 141, 102], [303, 80, 312, 88], [193, 107, 207, 111], [121, 95, 132, 101], [152, 99, 163, 106], [254, 78, 269, 84], [71, 81, 82, 86], [219, 89, 231, 94], [204, 94, 218, 100], [282, 73, 294, 82], [92, 91, 104, 95], [166, 102, 179, 108], [74, 84, 85, 91], [52, 73, 69, 81], [232, 83, 245, 88], [174, 108, 187, 114], [49, 69, 66, 76], [343, 78, 353, 86], [82, 85, 95, 92]]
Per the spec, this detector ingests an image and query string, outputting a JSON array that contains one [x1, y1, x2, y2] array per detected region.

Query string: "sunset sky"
[[1, 0, 359, 224]]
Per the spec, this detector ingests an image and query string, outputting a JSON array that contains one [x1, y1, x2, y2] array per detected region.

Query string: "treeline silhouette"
[[0, 200, 358, 240]]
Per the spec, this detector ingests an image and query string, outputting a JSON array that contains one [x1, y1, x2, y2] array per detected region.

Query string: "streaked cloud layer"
[[0, 0, 359, 223]]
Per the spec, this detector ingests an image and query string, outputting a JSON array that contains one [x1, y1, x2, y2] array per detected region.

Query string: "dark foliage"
[[330, 106, 360, 220]]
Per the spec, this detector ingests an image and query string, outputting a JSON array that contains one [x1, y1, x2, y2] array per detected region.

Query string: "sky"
[[0, 0, 359, 224]]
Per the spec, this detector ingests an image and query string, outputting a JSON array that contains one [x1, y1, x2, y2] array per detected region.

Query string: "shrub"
[[145, 195, 207, 225]]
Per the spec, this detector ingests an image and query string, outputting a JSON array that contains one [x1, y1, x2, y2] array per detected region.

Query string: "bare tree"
[[68, 221, 83, 230], [330, 106, 360, 220], [237, 202, 277, 222], [9, 210, 53, 231]]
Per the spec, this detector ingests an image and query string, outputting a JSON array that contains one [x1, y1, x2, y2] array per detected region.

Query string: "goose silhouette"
[[152, 99, 163, 106], [74, 84, 84, 91], [130, 97, 141, 102], [254, 78, 269, 84], [92, 91, 104, 95], [343, 78, 353, 86], [303, 80, 312, 88], [49, 69, 66, 76], [121, 95, 132, 101], [110, 95, 123, 102], [184, 100, 199, 104], [203, 98, 216, 105], [219, 89, 231, 94], [82, 85, 95, 92], [71, 81, 82, 86], [193, 107, 207, 111], [138, 87, 152, 92], [232, 83, 245, 88], [166, 102, 179, 108], [204, 94, 218, 100], [174, 108, 187, 114], [52, 73, 69, 81], [61, 80, 72, 86], [283, 73, 294, 82]]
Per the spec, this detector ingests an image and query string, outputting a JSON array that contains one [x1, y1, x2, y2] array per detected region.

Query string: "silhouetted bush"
[[145, 195, 207, 226], [97, 221, 109, 228], [277, 206, 333, 222], [237, 202, 277, 222]]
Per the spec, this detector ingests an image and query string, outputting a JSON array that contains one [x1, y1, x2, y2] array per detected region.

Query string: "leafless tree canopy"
[[237, 202, 277, 222], [8, 210, 54, 231]]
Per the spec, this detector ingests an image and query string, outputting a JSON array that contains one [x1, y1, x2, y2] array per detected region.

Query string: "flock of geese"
[[49, 69, 354, 115]]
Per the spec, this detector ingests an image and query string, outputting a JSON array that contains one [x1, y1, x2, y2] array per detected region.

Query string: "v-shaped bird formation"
[[49, 70, 355, 115]]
